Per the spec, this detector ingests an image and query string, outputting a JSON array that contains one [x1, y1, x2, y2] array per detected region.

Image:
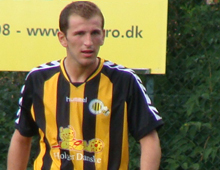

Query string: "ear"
[[68, 125, 74, 130], [59, 127, 63, 132], [58, 31, 67, 47]]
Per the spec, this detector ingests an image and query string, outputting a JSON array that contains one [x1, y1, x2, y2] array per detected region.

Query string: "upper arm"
[[11, 129, 32, 144], [7, 130, 32, 170], [139, 130, 161, 159], [139, 130, 161, 150], [127, 73, 163, 140], [139, 130, 161, 170], [15, 74, 38, 137]]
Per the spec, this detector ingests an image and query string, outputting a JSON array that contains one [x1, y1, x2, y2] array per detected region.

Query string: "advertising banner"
[[0, 0, 167, 74]]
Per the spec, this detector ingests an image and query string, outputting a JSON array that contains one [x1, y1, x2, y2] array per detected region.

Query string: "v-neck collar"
[[60, 57, 104, 85]]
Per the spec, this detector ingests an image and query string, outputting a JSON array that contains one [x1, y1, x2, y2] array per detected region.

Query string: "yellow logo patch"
[[52, 125, 104, 153]]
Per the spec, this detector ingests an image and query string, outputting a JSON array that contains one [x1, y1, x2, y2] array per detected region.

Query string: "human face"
[[58, 15, 105, 68]]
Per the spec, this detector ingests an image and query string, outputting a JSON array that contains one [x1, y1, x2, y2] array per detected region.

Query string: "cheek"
[[100, 39, 104, 46], [94, 37, 104, 46], [66, 39, 79, 48], [99, 36, 105, 45]]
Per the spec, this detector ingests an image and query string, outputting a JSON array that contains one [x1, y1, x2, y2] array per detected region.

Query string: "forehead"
[[68, 15, 103, 30]]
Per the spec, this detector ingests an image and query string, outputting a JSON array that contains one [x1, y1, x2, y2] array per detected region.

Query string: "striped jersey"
[[15, 57, 163, 170]]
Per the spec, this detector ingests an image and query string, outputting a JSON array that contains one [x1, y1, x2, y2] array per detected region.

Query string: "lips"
[[81, 50, 94, 53], [81, 50, 94, 57]]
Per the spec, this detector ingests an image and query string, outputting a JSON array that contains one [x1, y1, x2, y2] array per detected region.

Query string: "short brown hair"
[[59, 1, 105, 35]]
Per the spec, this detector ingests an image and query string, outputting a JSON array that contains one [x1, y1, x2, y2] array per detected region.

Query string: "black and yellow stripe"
[[15, 58, 163, 170]]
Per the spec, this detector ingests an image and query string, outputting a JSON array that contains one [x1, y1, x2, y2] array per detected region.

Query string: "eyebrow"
[[73, 29, 102, 35]]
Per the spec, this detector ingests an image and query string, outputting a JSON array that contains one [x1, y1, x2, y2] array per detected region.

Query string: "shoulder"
[[25, 60, 61, 80], [103, 60, 135, 76], [102, 60, 142, 83]]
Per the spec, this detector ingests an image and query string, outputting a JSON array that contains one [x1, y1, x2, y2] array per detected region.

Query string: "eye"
[[74, 31, 85, 36], [92, 30, 101, 35]]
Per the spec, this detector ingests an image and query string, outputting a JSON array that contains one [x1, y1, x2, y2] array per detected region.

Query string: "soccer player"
[[7, 1, 163, 170]]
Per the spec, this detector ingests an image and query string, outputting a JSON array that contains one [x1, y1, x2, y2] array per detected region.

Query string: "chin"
[[80, 58, 97, 67]]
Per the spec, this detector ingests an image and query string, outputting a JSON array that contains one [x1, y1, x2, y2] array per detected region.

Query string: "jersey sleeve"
[[127, 73, 164, 141], [15, 73, 38, 137]]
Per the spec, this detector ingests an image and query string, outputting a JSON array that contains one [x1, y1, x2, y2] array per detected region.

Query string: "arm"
[[139, 130, 161, 170], [7, 129, 32, 170]]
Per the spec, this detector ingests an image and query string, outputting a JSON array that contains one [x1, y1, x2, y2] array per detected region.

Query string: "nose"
[[84, 34, 93, 47]]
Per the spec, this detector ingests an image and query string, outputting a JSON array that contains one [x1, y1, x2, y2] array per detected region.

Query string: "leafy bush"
[[0, 72, 26, 169], [155, 1, 220, 170]]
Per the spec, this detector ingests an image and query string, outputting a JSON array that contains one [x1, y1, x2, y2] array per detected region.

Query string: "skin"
[[7, 130, 32, 170], [140, 130, 161, 170], [58, 14, 105, 83]]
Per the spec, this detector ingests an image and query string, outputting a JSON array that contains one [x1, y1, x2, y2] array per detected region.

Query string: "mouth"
[[81, 50, 94, 57], [81, 50, 94, 53]]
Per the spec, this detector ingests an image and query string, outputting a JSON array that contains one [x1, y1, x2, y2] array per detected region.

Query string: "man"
[[7, 1, 163, 170]]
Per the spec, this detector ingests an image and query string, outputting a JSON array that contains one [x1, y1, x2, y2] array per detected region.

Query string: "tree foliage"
[[0, 72, 26, 169], [155, 1, 220, 169]]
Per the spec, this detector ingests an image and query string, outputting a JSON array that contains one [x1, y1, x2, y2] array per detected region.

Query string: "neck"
[[64, 57, 99, 83]]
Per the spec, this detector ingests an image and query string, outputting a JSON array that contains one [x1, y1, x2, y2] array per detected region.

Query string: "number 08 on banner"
[[0, 0, 168, 74]]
